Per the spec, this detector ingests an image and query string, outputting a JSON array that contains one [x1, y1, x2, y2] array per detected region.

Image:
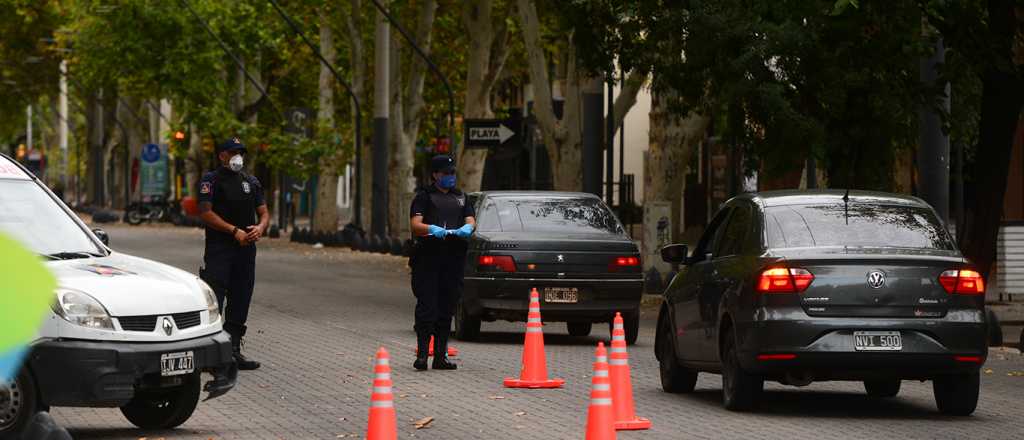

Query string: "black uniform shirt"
[[198, 167, 265, 246], [410, 184, 475, 255]]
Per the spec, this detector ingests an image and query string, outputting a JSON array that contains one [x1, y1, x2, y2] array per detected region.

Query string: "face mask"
[[439, 174, 456, 189], [229, 154, 244, 172]]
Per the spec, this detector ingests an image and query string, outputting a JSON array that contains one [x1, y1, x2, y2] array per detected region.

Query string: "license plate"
[[853, 331, 902, 351], [160, 351, 195, 376], [543, 287, 579, 304]]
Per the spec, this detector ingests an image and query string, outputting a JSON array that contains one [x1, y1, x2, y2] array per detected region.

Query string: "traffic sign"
[[465, 119, 518, 149]]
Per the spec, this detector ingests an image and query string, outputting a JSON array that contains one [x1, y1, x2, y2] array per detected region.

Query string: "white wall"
[[605, 85, 651, 204]]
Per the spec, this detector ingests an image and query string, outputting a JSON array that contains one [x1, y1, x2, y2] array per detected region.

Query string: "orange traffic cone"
[[414, 336, 459, 358], [503, 288, 565, 388], [609, 312, 651, 430], [366, 347, 397, 440], [585, 342, 616, 440]]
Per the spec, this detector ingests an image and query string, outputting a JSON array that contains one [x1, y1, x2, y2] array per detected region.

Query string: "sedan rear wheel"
[[608, 310, 640, 345], [656, 314, 697, 393], [567, 322, 592, 337], [864, 379, 901, 398], [454, 300, 481, 341], [933, 372, 980, 416], [721, 328, 763, 411]]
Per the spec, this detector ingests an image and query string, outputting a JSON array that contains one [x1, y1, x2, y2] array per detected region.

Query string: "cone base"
[[614, 417, 651, 431], [503, 377, 565, 389]]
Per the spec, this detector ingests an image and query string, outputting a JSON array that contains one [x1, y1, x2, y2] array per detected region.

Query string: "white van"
[[0, 154, 235, 436]]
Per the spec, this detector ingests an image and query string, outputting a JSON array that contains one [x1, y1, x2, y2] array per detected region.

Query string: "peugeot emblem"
[[867, 271, 886, 289], [162, 317, 174, 336], [557, 254, 564, 263]]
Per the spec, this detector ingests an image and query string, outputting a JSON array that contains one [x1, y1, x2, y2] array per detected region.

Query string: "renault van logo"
[[867, 271, 886, 289], [162, 317, 174, 336], [557, 255, 564, 263]]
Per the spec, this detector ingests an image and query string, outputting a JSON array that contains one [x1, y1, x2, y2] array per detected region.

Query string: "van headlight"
[[199, 280, 221, 323], [52, 289, 114, 330]]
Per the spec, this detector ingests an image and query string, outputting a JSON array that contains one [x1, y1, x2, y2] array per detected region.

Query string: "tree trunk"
[[314, 10, 339, 234], [646, 87, 708, 242], [185, 123, 203, 201], [347, 0, 371, 230], [961, 73, 1024, 280], [958, 0, 1024, 281], [86, 91, 105, 207], [458, 0, 511, 192]]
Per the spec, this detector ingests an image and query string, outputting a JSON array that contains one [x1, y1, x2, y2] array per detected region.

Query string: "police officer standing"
[[409, 155, 475, 371], [197, 138, 268, 371]]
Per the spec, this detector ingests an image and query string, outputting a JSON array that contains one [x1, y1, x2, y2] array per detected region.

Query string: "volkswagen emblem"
[[162, 317, 174, 336], [867, 271, 886, 289], [557, 254, 565, 263]]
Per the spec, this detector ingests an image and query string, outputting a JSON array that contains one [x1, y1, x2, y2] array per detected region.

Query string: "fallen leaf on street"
[[514, 411, 526, 416], [489, 395, 505, 400], [414, 416, 434, 429], [1008, 371, 1024, 377], [984, 368, 994, 374]]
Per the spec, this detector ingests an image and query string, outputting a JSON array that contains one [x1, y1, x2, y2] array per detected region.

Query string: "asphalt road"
[[52, 224, 1024, 440]]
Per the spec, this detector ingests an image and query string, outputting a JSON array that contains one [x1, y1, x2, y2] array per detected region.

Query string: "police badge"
[[242, 181, 251, 193]]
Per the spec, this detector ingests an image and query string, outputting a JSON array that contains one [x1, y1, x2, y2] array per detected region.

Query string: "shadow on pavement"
[[671, 388, 983, 421], [67, 427, 212, 439]]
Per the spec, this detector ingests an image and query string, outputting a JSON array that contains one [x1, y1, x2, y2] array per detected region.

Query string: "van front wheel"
[[121, 373, 201, 429]]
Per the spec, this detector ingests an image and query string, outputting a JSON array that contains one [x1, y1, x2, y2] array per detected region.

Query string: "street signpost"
[[464, 119, 518, 149], [139, 143, 168, 197]]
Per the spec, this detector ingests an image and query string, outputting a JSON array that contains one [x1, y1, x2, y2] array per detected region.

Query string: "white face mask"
[[229, 154, 244, 172]]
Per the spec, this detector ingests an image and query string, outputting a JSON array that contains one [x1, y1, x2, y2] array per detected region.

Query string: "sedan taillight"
[[939, 269, 985, 295], [608, 256, 641, 272], [478, 255, 516, 272], [756, 267, 814, 294]]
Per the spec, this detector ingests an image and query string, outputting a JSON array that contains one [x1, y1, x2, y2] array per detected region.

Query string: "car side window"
[[715, 203, 752, 257], [477, 200, 501, 232], [694, 207, 732, 262]]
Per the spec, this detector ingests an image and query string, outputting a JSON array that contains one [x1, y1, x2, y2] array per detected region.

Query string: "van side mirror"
[[660, 244, 688, 264], [92, 228, 109, 246]]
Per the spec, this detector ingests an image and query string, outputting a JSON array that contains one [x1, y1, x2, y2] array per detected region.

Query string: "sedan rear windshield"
[[765, 203, 955, 250], [479, 197, 624, 235]]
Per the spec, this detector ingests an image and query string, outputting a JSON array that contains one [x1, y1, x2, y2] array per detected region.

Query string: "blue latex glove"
[[455, 223, 475, 238], [427, 225, 447, 239]]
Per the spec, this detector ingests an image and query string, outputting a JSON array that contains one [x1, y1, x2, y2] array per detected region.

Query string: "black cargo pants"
[[411, 252, 465, 352], [200, 241, 257, 338]]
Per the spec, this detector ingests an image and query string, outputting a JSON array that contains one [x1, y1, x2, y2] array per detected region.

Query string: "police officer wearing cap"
[[409, 155, 476, 371], [197, 138, 268, 371]]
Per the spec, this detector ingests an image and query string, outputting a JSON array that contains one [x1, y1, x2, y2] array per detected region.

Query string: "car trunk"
[[777, 247, 965, 318], [477, 231, 640, 279]]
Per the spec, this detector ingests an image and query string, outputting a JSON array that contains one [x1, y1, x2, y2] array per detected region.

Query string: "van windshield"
[[0, 180, 104, 257]]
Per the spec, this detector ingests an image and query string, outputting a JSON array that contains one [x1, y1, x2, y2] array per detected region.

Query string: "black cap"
[[430, 155, 456, 173], [216, 137, 247, 154]]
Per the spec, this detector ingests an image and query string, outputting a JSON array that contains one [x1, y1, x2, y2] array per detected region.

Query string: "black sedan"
[[655, 190, 988, 415], [456, 191, 643, 344]]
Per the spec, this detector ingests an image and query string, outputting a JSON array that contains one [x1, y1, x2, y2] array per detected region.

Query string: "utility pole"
[[918, 37, 950, 222], [59, 60, 69, 194], [26, 105, 32, 152], [582, 80, 603, 197], [605, 78, 615, 205], [372, 7, 390, 237]]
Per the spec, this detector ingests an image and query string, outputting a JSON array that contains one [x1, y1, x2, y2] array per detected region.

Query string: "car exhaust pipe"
[[783, 371, 814, 387]]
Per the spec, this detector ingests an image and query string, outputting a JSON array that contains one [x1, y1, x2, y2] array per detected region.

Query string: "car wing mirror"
[[92, 228, 109, 246], [660, 244, 689, 264]]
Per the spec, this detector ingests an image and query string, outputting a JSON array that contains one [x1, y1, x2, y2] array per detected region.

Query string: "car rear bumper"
[[28, 331, 236, 407], [736, 307, 987, 380], [464, 276, 643, 322]]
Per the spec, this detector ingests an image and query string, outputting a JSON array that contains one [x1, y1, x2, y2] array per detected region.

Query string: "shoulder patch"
[[200, 182, 212, 194]]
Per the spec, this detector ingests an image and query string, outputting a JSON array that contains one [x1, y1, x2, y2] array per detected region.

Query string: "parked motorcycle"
[[125, 195, 181, 225]]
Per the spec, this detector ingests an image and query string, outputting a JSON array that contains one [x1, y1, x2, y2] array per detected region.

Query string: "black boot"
[[414, 332, 430, 371], [431, 330, 457, 370], [227, 325, 261, 371]]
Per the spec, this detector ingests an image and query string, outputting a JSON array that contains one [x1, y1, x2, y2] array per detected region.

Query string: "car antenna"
[[842, 189, 850, 225]]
